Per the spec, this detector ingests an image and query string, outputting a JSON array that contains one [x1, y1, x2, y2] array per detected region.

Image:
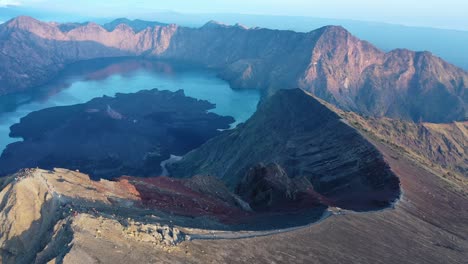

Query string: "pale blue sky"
[[1, 0, 467, 30]]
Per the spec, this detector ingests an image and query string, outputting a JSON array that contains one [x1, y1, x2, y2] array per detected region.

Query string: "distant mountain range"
[[2, 7, 468, 70], [0, 16, 466, 122]]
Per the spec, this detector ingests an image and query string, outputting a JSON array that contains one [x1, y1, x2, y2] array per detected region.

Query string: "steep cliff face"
[[0, 17, 131, 94], [1, 16, 177, 54], [298, 27, 467, 122], [169, 89, 400, 210], [299, 26, 384, 106], [0, 16, 178, 95], [0, 170, 61, 264], [65, 22, 178, 54], [0, 16, 466, 122], [160, 21, 322, 93]]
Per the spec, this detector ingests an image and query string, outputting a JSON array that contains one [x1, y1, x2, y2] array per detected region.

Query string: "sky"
[[1, 0, 467, 30]]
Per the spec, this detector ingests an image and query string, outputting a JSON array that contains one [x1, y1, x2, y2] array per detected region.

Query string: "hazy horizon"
[[1, 0, 468, 31], [2, 2, 468, 71]]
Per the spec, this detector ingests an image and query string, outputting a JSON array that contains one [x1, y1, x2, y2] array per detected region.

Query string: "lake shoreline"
[[0, 58, 260, 155]]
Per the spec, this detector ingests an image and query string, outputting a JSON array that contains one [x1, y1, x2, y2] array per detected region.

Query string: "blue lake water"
[[0, 58, 260, 153]]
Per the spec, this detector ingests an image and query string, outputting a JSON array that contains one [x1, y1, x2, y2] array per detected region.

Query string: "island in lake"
[[0, 89, 234, 179]]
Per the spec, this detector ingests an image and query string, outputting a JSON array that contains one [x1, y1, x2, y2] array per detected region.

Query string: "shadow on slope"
[[169, 89, 401, 214]]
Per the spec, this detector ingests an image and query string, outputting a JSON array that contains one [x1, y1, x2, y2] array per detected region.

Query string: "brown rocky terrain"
[[0, 168, 194, 263], [0, 87, 466, 262], [0, 16, 466, 122], [178, 141, 468, 264], [304, 95, 467, 180], [342, 113, 467, 179]]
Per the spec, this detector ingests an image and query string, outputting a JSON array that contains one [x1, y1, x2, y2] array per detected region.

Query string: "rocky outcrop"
[[0, 168, 192, 263], [0, 89, 234, 179], [121, 220, 185, 246], [236, 163, 325, 211], [0, 16, 466, 122], [169, 89, 400, 211], [0, 169, 61, 264]]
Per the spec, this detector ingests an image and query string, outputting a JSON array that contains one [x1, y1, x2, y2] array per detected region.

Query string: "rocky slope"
[[0, 89, 465, 263], [0, 89, 234, 179], [342, 113, 467, 179], [0, 117, 466, 263], [179, 141, 468, 264], [169, 89, 400, 211], [0, 168, 198, 263], [0, 16, 466, 122]]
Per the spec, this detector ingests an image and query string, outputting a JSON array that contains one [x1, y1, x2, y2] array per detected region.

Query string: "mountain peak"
[[8, 15, 38, 23], [110, 17, 132, 24], [2, 16, 63, 38], [169, 88, 400, 210], [202, 20, 249, 30], [317, 25, 351, 37], [202, 20, 228, 28], [5, 16, 42, 28]]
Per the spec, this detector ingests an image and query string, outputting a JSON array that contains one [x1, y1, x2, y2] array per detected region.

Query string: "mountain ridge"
[[0, 16, 466, 122]]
